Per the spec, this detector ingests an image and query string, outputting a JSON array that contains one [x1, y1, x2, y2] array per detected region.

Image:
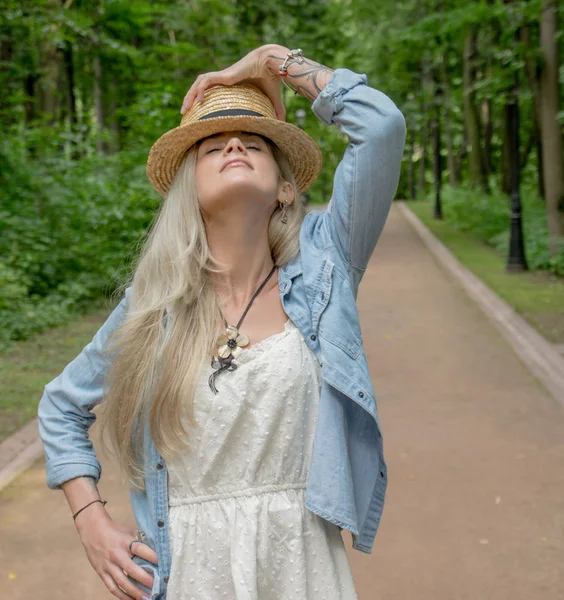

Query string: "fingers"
[[181, 73, 210, 114], [101, 571, 136, 600], [260, 78, 286, 121], [181, 70, 238, 115], [273, 98, 286, 122], [101, 543, 153, 600], [124, 554, 155, 590], [108, 563, 148, 600], [134, 541, 159, 566], [180, 64, 281, 116]]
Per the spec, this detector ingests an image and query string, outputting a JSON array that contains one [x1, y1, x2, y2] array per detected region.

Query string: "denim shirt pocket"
[[127, 554, 161, 599], [317, 265, 363, 360], [311, 258, 334, 333]]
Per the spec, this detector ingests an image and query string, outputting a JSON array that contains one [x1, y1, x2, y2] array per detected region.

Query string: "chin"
[[203, 179, 277, 205]]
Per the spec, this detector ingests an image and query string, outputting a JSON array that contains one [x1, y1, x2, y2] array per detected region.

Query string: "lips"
[[220, 158, 252, 172]]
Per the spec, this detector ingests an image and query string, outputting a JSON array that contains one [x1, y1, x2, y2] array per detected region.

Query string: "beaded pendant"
[[208, 264, 277, 395], [208, 325, 250, 395]]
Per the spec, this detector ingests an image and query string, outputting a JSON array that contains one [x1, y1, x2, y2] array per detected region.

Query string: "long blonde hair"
[[97, 139, 306, 492]]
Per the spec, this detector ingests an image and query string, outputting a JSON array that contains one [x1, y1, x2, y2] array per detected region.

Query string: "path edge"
[[398, 200, 564, 409], [0, 417, 44, 492]]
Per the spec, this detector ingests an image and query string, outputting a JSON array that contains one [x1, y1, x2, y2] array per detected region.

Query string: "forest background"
[[1, 0, 564, 350]]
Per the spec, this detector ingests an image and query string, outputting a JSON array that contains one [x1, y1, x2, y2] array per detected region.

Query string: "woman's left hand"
[[180, 45, 289, 121]]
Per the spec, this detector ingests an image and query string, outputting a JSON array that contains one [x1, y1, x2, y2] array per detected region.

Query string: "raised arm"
[[312, 69, 406, 290], [180, 45, 407, 293], [263, 49, 407, 291]]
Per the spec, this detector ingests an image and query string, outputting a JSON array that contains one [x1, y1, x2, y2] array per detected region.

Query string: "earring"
[[279, 200, 288, 224]]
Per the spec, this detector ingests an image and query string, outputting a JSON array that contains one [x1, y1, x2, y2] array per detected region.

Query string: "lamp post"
[[505, 16, 528, 272], [295, 108, 309, 206]]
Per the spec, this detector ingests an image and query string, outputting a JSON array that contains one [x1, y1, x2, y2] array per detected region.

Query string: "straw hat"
[[146, 84, 322, 197]]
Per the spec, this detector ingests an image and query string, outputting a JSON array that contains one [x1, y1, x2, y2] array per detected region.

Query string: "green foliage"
[[420, 183, 564, 277], [0, 0, 353, 347], [0, 126, 159, 347], [1, 0, 563, 350]]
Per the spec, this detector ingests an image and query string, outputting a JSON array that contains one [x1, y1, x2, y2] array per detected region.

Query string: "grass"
[[407, 200, 564, 345], [0, 298, 115, 443]]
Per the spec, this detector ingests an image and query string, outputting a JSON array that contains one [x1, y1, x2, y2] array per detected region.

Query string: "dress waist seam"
[[169, 481, 307, 506]]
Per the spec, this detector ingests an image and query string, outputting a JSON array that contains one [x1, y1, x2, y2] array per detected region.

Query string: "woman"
[[37, 44, 406, 600]]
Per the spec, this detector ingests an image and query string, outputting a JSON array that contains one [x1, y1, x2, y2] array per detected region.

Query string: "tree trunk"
[[539, 0, 564, 253], [521, 23, 545, 199], [0, 37, 15, 126], [431, 74, 443, 219], [93, 53, 108, 154], [23, 74, 38, 126], [501, 102, 513, 195], [463, 31, 488, 190], [418, 118, 428, 197], [482, 98, 493, 177], [440, 50, 458, 186], [37, 38, 61, 126], [408, 130, 416, 200], [108, 77, 121, 153], [418, 58, 434, 197], [62, 42, 76, 129]]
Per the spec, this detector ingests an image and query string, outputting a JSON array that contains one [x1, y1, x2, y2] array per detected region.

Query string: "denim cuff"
[[311, 68, 368, 125], [46, 457, 102, 491]]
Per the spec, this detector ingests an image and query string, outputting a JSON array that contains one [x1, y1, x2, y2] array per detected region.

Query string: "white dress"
[[166, 317, 358, 600]]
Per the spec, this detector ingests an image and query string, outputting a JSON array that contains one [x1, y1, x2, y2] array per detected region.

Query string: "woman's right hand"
[[75, 507, 158, 600], [180, 44, 290, 121]]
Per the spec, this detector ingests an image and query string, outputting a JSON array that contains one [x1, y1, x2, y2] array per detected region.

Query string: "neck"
[[205, 213, 276, 310]]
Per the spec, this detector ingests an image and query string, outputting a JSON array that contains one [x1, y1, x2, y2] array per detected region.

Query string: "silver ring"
[[128, 538, 140, 556]]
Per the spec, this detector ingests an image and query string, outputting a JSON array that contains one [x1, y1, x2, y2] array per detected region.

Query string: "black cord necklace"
[[209, 264, 277, 394]]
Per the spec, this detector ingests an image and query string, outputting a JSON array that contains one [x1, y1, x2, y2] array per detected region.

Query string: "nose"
[[223, 137, 247, 155]]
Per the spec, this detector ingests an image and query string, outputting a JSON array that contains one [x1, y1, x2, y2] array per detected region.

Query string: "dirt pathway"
[[2, 204, 564, 599]]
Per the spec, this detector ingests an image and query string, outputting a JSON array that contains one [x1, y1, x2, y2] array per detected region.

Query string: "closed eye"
[[206, 148, 220, 154]]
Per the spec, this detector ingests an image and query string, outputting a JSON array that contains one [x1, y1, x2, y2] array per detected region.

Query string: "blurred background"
[[1, 1, 564, 598], [1, 0, 563, 351]]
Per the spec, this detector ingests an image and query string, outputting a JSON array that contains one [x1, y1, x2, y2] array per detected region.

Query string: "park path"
[[2, 203, 564, 599]]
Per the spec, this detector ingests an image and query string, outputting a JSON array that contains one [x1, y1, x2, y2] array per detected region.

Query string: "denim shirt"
[[37, 68, 406, 599]]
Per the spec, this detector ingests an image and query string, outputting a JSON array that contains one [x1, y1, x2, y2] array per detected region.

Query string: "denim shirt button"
[[156, 462, 163, 470], [157, 520, 165, 527], [310, 334, 316, 341], [358, 391, 364, 398], [164, 576, 169, 583]]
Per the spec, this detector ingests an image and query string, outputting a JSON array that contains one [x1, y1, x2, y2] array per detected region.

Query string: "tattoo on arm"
[[267, 54, 334, 102]]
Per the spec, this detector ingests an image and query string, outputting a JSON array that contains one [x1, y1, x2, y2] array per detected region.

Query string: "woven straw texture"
[[146, 84, 322, 197]]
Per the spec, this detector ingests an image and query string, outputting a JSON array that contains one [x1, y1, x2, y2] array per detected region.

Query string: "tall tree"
[[463, 29, 488, 191], [539, 0, 564, 254]]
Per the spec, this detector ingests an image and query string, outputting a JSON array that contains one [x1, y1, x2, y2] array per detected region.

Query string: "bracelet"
[[278, 48, 305, 76], [276, 49, 305, 96], [280, 74, 299, 96], [72, 499, 108, 521]]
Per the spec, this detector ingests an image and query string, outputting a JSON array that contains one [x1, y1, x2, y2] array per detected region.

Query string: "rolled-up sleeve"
[[37, 288, 130, 490], [312, 68, 407, 283]]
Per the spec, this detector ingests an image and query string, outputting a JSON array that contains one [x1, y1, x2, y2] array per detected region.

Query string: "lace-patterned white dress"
[[166, 317, 358, 600]]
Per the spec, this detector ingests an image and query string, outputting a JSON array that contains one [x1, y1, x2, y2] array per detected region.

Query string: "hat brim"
[[146, 115, 322, 197]]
